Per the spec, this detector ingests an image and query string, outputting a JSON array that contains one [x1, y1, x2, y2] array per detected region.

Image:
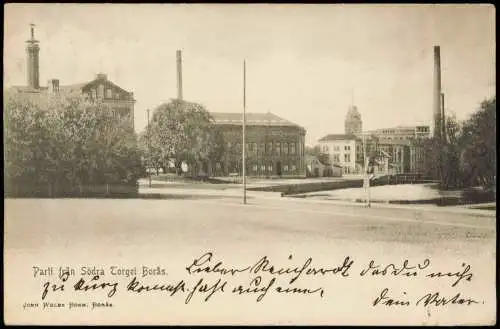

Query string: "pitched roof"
[[210, 112, 302, 128], [58, 83, 88, 94], [9, 84, 85, 96], [318, 133, 357, 142], [7, 75, 133, 96], [8, 86, 48, 93]]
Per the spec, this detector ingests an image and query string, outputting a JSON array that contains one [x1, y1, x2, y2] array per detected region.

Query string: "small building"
[[306, 155, 342, 177], [317, 134, 358, 174]]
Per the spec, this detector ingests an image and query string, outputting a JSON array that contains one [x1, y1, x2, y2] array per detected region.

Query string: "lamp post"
[[147, 108, 152, 188], [242, 60, 247, 204], [363, 133, 371, 207]]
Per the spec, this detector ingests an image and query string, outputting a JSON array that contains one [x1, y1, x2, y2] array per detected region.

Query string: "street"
[[5, 197, 495, 251], [4, 197, 496, 325]]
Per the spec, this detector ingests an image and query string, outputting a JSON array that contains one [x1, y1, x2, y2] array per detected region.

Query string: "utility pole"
[[363, 133, 371, 207], [147, 108, 152, 188], [242, 60, 247, 204], [433, 45, 442, 141]]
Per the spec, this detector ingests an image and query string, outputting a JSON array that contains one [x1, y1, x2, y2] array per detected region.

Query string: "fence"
[[372, 173, 437, 186], [5, 182, 138, 198]]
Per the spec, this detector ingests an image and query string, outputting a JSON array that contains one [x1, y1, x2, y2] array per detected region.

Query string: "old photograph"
[[3, 3, 496, 325]]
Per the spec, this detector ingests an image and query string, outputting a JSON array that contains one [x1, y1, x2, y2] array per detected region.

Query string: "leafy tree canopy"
[[4, 91, 142, 196], [141, 99, 225, 174]]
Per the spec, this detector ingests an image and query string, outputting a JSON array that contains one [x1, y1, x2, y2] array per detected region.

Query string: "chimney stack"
[[433, 45, 442, 140], [176, 50, 183, 101], [441, 92, 446, 140], [26, 23, 40, 90], [96, 73, 108, 81]]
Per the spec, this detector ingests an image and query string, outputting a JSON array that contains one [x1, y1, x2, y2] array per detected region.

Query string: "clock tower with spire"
[[345, 104, 362, 135]]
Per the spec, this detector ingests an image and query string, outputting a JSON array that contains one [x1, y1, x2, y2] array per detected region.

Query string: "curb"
[[279, 196, 497, 217], [138, 187, 496, 217]]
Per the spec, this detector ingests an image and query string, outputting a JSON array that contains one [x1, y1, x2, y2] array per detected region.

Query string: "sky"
[[4, 4, 496, 146]]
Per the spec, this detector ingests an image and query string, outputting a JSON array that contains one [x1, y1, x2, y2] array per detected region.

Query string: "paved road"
[[5, 197, 495, 251], [4, 197, 496, 325]]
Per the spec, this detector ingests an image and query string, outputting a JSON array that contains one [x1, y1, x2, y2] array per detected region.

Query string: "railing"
[[371, 173, 437, 186]]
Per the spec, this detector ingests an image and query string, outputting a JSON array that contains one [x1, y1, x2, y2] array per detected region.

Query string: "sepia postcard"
[[3, 3, 496, 326]]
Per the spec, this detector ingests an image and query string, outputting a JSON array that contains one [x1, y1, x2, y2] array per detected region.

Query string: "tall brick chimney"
[[176, 50, 183, 100], [26, 23, 40, 89], [441, 92, 446, 140], [433, 45, 442, 140]]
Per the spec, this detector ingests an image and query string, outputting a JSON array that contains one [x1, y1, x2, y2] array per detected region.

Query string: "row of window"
[[330, 154, 351, 163], [322, 145, 351, 153], [250, 164, 297, 172], [381, 136, 411, 140], [228, 141, 299, 156], [226, 162, 298, 173], [88, 86, 124, 100]]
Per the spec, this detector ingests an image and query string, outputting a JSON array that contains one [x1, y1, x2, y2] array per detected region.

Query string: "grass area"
[[473, 205, 496, 211]]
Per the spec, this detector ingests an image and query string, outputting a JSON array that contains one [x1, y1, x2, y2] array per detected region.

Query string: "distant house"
[[317, 134, 358, 174], [305, 155, 342, 177]]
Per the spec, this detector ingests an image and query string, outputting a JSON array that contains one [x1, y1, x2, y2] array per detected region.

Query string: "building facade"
[[355, 126, 430, 174], [305, 155, 342, 177], [317, 134, 358, 174], [318, 100, 431, 175], [211, 112, 306, 178], [8, 25, 135, 129]]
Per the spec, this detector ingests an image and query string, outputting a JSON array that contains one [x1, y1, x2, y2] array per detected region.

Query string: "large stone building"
[[8, 25, 135, 129], [211, 112, 306, 178], [358, 126, 430, 174]]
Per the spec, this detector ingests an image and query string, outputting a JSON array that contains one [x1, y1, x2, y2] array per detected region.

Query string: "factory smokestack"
[[176, 50, 183, 101], [26, 23, 40, 90], [433, 45, 442, 140], [441, 92, 446, 141]]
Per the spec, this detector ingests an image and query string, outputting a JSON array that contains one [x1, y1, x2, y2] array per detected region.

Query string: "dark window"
[[283, 142, 289, 155], [259, 143, 265, 155], [267, 142, 273, 155]]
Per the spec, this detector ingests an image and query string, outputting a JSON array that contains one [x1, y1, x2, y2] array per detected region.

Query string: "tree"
[[138, 126, 164, 175], [146, 99, 225, 176], [4, 91, 142, 196], [206, 127, 226, 172], [460, 97, 496, 188], [305, 145, 330, 165], [419, 114, 463, 189], [419, 97, 496, 190]]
